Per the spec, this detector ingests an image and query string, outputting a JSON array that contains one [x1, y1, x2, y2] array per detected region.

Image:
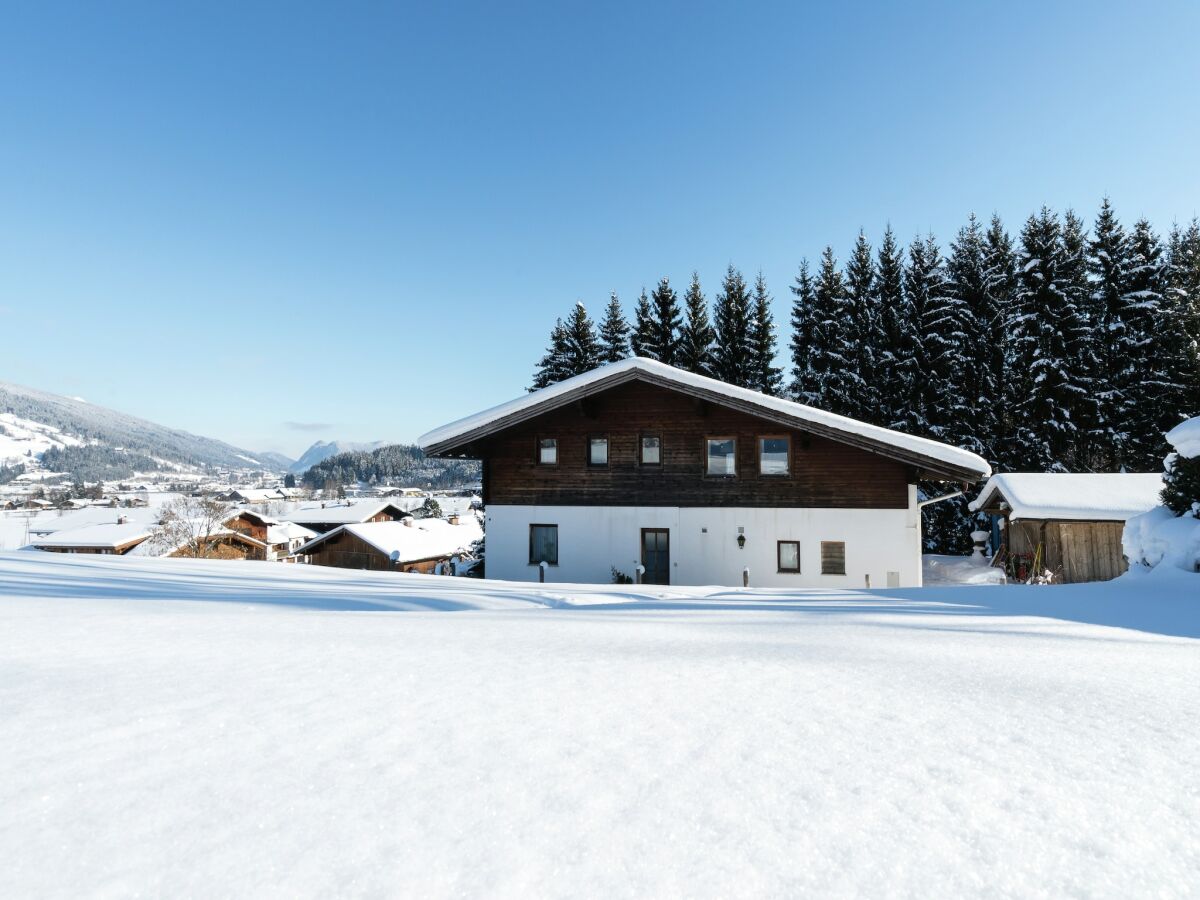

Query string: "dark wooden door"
[[641, 528, 670, 585]]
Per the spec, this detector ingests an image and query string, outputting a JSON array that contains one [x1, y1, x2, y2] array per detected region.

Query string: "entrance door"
[[641, 528, 670, 585]]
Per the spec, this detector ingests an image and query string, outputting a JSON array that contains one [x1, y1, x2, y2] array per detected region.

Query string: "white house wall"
[[485, 488, 922, 588]]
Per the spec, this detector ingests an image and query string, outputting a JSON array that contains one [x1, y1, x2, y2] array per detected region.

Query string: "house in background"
[[224, 510, 316, 560], [969, 472, 1164, 583], [296, 514, 482, 573], [419, 358, 990, 588], [278, 500, 410, 534], [30, 518, 155, 555]]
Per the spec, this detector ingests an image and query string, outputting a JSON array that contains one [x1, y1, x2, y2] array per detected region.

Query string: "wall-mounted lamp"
[[737, 533, 746, 549]]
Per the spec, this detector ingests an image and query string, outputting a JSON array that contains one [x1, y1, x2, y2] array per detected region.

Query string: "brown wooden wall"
[[304, 530, 445, 573], [481, 381, 912, 508], [1005, 519, 1127, 583]]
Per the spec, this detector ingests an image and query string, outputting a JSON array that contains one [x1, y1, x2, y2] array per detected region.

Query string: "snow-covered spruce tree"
[[1086, 198, 1134, 468], [562, 301, 601, 374], [1060, 210, 1102, 469], [712, 265, 754, 387], [677, 272, 716, 376], [788, 259, 820, 405], [874, 226, 910, 430], [807, 247, 857, 416], [842, 231, 878, 420], [1008, 208, 1091, 472], [630, 288, 655, 359], [530, 318, 571, 390], [598, 291, 631, 363], [648, 277, 682, 367], [1161, 437, 1200, 517], [982, 215, 1016, 466], [897, 236, 936, 435], [1123, 219, 1171, 469], [749, 272, 783, 395], [1164, 222, 1200, 423]]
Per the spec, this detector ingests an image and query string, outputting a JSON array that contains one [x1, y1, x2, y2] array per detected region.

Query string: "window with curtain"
[[706, 438, 737, 476], [529, 524, 558, 565]]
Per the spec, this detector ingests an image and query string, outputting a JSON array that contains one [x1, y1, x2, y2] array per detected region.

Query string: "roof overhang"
[[421, 362, 989, 483]]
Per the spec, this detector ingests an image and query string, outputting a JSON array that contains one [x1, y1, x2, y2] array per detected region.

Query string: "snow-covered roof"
[[126, 525, 268, 558], [27, 506, 160, 536], [266, 522, 317, 545], [418, 357, 990, 481], [296, 515, 483, 564], [969, 473, 1164, 521], [279, 500, 406, 526], [32, 521, 154, 550], [1166, 416, 1200, 460]]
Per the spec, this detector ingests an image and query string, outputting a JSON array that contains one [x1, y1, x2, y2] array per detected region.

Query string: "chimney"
[[117, 515, 129, 525], [448, 514, 459, 526], [402, 516, 413, 527]]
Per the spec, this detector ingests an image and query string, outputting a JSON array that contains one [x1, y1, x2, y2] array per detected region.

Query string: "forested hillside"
[[530, 200, 1200, 551], [301, 443, 480, 490]]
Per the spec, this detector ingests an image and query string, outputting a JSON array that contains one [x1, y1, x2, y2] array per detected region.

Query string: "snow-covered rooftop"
[[969, 473, 1164, 521], [297, 515, 483, 564], [27, 506, 160, 536], [31, 521, 154, 550], [418, 357, 990, 480], [279, 500, 405, 526]]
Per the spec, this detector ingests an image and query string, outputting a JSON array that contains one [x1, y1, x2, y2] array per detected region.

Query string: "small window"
[[537, 438, 557, 465], [778, 540, 801, 573], [640, 435, 661, 466], [821, 541, 846, 575], [588, 436, 608, 466], [705, 437, 737, 476], [529, 524, 558, 565], [759, 436, 790, 476]]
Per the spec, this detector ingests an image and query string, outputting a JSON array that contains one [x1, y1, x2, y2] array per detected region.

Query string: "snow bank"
[[1123, 505, 1200, 574], [1166, 416, 1200, 459]]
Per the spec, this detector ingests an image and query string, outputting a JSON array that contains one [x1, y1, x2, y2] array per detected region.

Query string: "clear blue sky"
[[2, 1, 1198, 458]]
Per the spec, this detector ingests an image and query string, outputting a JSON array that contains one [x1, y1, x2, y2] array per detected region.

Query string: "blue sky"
[[2, 1, 1198, 458]]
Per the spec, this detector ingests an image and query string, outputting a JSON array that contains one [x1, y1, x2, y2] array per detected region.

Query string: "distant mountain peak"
[[289, 439, 388, 474]]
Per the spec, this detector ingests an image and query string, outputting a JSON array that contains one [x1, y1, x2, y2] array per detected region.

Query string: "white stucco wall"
[[485, 489, 923, 588]]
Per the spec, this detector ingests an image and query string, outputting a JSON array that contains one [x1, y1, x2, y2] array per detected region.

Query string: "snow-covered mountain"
[[289, 439, 388, 474], [0, 381, 291, 477]]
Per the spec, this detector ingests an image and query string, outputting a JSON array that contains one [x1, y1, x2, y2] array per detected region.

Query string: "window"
[[537, 438, 557, 465], [821, 541, 846, 575], [759, 436, 790, 476], [705, 437, 737, 476], [777, 540, 801, 573], [588, 436, 608, 466], [640, 434, 661, 466], [529, 524, 559, 565]]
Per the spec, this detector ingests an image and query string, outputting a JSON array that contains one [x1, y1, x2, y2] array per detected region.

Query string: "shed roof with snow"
[[969, 473, 1164, 522], [296, 516, 483, 565], [419, 357, 990, 482]]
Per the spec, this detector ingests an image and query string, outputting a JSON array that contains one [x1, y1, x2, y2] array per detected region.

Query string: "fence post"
[[538, 560, 547, 583], [864, 573, 871, 589], [634, 563, 645, 585], [742, 567, 750, 588]]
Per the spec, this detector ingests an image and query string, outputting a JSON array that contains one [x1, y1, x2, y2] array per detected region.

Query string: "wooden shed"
[[970, 473, 1163, 583]]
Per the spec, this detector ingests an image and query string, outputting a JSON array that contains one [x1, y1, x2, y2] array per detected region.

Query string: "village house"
[[419, 358, 990, 588], [223, 509, 316, 560], [278, 500, 411, 534], [30, 518, 155, 555], [969, 472, 1164, 583], [295, 513, 483, 573]]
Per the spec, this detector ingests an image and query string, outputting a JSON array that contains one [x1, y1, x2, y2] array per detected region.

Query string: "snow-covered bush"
[[1123, 416, 1200, 574]]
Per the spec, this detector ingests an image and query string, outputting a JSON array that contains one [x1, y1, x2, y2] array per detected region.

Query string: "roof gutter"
[[918, 490, 964, 509]]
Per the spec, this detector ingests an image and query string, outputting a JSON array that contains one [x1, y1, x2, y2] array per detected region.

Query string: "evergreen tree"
[[1086, 198, 1134, 467], [677, 272, 716, 376], [945, 215, 993, 455], [648, 277, 683, 366], [982, 216, 1016, 466], [898, 236, 936, 435], [598, 291, 631, 363], [788, 259, 820, 404], [1125, 218, 1176, 468], [630, 288, 655, 358], [712, 265, 754, 387], [842, 231, 878, 420], [562, 301, 600, 374], [874, 226, 909, 429], [1164, 222, 1200, 423], [748, 272, 783, 395], [1061, 210, 1102, 468], [807, 247, 856, 416], [1008, 208, 1091, 471], [530, 318, 571, 390]]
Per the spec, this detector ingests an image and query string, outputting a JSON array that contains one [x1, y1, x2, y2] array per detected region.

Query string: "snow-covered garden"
[[1, 551, 1196, 897]]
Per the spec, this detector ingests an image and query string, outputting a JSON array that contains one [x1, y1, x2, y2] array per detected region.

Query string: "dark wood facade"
[[303, 529, 447, 573], [479, 381, 913, 509]]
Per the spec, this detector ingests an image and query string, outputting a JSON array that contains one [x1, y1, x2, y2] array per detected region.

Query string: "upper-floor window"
[[537, 438, 557, 465], [821, 541, 846, 575], [588, 436, 608, 466], [706, 437, 737, 476], [759, 436, 790, 476], [640, 434, 661, 466]]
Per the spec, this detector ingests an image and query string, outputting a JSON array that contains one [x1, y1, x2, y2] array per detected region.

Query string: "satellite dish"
[[390, 550, 400, 563]]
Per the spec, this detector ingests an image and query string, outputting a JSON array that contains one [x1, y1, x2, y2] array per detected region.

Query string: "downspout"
[[917, 490, 964, 509]]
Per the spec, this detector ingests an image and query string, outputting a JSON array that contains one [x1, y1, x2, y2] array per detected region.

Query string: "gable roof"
[[31, 521, 154, 551], [296, 515, 483, 564], [278, 500, 407, 526], [969, 472, 1164, 521], [418, 357, 990, 482]]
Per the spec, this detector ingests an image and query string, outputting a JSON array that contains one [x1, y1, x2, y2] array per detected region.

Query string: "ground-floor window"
[[777, 540, 801, 573], [529, 524, 558, 565], [820, 541, 846, 575]]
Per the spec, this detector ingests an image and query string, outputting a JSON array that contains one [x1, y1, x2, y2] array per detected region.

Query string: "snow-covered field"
[[1, 553, 1197, 897]]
